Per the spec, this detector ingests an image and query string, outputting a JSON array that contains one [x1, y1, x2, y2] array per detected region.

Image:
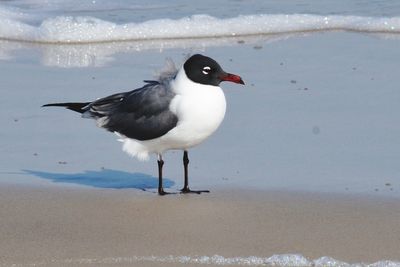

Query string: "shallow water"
[[1, 1, 400, 193], [1, 31, 399, 198]]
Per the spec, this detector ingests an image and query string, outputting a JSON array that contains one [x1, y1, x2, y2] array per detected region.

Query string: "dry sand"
[[0, 185, 399, 266]]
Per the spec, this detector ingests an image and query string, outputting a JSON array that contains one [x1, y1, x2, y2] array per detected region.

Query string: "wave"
[[0, 33, 293, 67], [0, 7, 399, 44], [11, 254, 400, 266]]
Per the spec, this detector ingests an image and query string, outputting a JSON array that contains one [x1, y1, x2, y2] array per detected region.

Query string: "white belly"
[[162, 85, 227, 149], [119, 70, 227, 161]]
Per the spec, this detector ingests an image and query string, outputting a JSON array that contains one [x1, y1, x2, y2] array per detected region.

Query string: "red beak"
[[220, 72, 245, 85]]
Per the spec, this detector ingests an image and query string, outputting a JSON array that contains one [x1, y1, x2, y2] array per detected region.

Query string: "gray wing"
[[85, 81, 178, 141]]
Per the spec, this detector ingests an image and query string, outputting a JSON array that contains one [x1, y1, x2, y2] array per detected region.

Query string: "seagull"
[[43, 54, 245, 195]]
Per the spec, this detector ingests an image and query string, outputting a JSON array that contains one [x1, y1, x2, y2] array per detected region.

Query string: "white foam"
[[6, 254, 400, 267], [0, 8, 399, 44]]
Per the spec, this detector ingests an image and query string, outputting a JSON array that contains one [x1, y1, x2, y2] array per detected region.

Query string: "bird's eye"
[[202, 66, 211, 75]]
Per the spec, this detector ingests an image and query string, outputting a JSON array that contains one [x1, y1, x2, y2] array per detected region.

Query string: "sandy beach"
[[0, 186, 399, 266]]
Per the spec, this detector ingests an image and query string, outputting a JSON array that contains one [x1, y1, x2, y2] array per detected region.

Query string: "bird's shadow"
[[23, 169, 175, 190]]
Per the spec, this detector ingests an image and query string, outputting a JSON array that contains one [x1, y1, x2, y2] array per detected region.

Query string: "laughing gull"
[[43, 54, 244, 195]]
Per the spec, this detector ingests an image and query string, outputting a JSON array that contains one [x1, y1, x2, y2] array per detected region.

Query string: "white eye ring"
[[202, 66, 211, 75]]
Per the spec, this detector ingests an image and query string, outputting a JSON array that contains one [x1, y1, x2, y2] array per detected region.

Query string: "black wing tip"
[[42, 103, 64, 108], [42, 103, 54, 107], [42, 103, 72, 108], [42, 102, 90, 113]]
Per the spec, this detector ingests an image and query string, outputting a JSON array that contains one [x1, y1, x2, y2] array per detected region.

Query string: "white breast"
[[119, 67, 226, 160], [163, 67, 226, 147]]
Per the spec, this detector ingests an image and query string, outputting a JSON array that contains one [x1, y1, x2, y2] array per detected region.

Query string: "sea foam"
[[10, 254, 400, 267], [0, 7, 399, 44]]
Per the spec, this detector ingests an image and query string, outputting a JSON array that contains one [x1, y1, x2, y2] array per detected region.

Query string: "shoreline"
[[1, 29, 400, 267], [1, 185, 399, 266]]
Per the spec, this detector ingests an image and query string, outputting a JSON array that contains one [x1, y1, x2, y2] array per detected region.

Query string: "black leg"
[[182, 150, 189, 190], [157, 154, 172, 195], [180, 150, 210, 194]]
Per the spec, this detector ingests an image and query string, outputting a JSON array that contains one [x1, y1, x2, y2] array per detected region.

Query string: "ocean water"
[[0, 0, 400, 65], [0, 1, 399, 195], [1, 3, 399, 189], [0, 1, 400, 42]]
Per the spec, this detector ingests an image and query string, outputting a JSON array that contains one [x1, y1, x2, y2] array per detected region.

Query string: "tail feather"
[[42, 102, 90, 113]]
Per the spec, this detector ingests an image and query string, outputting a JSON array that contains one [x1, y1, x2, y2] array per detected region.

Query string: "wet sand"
[[1, 185, 399, 266]]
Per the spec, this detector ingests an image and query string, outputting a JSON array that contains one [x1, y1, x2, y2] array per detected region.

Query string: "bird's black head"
[[183, 54, 245, 86]]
